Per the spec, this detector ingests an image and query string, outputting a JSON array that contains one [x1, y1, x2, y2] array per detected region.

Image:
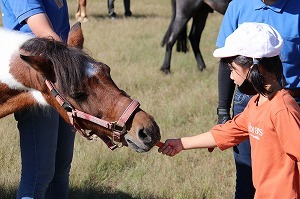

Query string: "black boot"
[[124, 0, 132, 17]]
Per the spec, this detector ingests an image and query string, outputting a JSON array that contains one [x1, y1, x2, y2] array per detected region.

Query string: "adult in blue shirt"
[[216, 0, 300, 198], [0, 1, 75, 198]]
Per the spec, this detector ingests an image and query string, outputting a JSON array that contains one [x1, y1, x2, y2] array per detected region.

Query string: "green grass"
[[0, 0, 235, 198]]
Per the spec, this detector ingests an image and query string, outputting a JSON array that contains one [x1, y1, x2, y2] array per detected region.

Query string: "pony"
[[76, 0, 88, 22], [0, 22, 161, 152], [160, 0, 231, 74]]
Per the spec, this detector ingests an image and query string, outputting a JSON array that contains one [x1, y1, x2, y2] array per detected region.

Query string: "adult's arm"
[[26, 13, 62, 41], [215, 0, 239, 124], [217, 61, 236, 124]]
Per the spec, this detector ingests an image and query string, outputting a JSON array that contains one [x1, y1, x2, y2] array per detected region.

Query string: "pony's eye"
[[70, 92, 88, 101]]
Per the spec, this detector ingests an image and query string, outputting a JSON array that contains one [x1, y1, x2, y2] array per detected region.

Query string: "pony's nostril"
[[138, 128, 151, 143]]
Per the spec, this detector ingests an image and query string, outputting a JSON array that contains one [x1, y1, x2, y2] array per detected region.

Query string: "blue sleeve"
[[2, 0, 69, 41], [6, 0, 45, 24], [216, 0, 240, 47]]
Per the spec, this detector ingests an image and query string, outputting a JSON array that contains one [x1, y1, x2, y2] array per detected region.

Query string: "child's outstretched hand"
[[157, 139, 183, 157]]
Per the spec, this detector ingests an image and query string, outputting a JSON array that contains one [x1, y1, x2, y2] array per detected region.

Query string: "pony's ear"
[[67, 22, 84, 49], [20, 54, 56, 82]]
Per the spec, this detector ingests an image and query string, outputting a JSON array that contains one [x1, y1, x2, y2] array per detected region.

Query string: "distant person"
[[158, 22, 300, 199], [108, 0, 132, 19]]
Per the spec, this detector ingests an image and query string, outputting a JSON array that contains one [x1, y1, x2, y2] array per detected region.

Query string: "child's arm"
[[158, 132, 217, 156]]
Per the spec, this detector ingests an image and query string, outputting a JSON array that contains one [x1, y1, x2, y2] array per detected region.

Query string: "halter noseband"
[[44, 78, 140, 150]]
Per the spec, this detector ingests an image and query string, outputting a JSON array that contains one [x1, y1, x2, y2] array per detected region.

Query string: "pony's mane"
[[20, 37, 96, 95]]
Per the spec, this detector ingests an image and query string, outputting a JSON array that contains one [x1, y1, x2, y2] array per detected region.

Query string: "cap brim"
[[213, 47, 239, 58]]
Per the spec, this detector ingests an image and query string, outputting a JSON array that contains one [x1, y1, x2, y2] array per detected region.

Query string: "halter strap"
[[44, 78, 140, 150]]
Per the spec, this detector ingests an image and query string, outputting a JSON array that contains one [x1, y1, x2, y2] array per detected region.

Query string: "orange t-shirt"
[[211, 90, 300, 199]]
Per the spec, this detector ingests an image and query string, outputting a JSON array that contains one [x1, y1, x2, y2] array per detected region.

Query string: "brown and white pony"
[[76, 0, 88, 22], [0, 22, 161, 152]]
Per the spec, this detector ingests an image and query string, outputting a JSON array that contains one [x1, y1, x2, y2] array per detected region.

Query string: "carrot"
[[155, 141, 164, 148]]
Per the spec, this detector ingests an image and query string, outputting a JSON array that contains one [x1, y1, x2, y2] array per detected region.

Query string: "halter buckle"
[[112, 122, 127, 135]]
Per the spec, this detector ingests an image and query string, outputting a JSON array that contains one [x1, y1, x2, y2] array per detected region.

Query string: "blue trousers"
[[15, 106, 75, 199], [232, 89, 255, 199]]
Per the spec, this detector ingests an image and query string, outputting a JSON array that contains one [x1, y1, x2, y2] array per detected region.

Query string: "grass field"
[[0, 1, 235, 198]]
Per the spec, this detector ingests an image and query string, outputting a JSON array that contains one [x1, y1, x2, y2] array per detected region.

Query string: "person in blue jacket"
[[0, 1, 75, 198]]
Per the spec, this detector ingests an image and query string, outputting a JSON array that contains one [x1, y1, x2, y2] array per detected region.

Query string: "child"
[[158, 22, 300, 198]]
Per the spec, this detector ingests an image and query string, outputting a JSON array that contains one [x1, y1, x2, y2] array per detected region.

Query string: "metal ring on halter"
[[111, 131, 124, 148]]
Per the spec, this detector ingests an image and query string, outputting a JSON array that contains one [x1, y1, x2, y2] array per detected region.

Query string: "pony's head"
[[18, 23, 161, 152]]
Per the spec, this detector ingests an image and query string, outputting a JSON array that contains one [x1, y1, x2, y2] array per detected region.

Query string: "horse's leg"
[[160, 0, 201, 74], [188, 4, 211, 71], [75, 0, 81, 20], [80, 0, 88, 22], [161, 16, 194, 75], [160, 0, 176, 74], [161, 42, 174, 75], [76, 0, 88, 22], [0, 90, 36, 118]]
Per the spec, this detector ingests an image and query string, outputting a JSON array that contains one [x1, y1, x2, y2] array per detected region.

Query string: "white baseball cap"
[[213, 22, 283, 58]]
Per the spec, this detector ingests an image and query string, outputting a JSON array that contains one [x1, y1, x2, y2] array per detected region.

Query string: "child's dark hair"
[[221, 55, 285, 96]]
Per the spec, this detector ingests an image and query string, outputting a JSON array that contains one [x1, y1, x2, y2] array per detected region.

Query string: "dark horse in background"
[[160, 0, 231, 74]]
